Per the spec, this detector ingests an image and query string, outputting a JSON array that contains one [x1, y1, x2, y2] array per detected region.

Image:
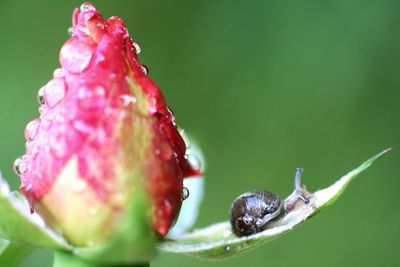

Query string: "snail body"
[[230, 168, 311, 237]]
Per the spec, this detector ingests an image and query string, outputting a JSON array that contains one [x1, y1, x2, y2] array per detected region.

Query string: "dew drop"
[[60, 38, 94, 74], [179, 129, 190, 148], [140, 64, 149, 75], [80, 3, 96, 12], [67, 27, 73, 36], [95, 53, 109, 68], [77, 86, 106, 110], [187, 153, 202, 172], [38, 105, 48, 115], [53, 68, 64, 79], [25, 119, 40, 142], [132, 41, 141, 54], [25, 183, 33, 192], [50, 137, 68, 158], [40, 118, 52, 130], [37, 87, 45, 105], [72, 120, 95, 134], [44, 78, 67, 108], [164, 106, 176, 125], [224, 245, 231, 251], [29, 144, 39, 159], [182, 186, 190, 201], [155, 142, 173, 160], [13, 157, 26, 176], [163, 199, 173, 214], [118, 94, 137, 108]]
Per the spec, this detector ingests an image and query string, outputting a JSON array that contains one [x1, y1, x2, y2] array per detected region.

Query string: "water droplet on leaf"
[[224, 245, 231, 251]]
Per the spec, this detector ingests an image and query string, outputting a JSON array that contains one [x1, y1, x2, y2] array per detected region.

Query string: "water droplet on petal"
[[77, 86, 106, 110], [73, 119, 95, 134], [163, 199, 173, 214], [164, 106, 176, 125], [140, 64, 149, 75], [60, 38, 95, 74], [67, 27, 73, 36], [182, 186, 190, 201], [25, 119, 40, 142], [13, 157, 26, 176], [37, 87, 45, 105], [80, 3, 96, 12], [29, 144, 39, 159], [179, 129, 190, 148], [118, 94, 137, 108], [155, 142, 173, 160], [41, 118, 52, 130], [53, 68, 64, 79], [50, 137, 68, 158], [25, 183, 33, 191], [132, 41, 141, 54], [95, 53, 109, 68], [187, 153, 202, 172], [44, 78, 67, 108]]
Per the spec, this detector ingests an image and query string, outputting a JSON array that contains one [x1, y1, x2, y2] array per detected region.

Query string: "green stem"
[[54, 251, 149, 267]]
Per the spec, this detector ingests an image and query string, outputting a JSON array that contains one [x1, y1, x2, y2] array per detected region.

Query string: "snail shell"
[[230, 190, 282, 237]]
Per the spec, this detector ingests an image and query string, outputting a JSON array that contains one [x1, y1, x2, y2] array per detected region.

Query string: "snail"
[[230, 168, 312, 237]]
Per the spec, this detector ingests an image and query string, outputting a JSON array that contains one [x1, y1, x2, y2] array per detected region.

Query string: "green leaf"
[[159, 148, 391, 260], [0, 174, 71, 250], [0, 238, 32, 267], [54, 251, 100, 267]]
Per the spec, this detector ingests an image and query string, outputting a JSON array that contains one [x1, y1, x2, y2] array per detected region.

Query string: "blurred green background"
[[0, 0, 399, 266]]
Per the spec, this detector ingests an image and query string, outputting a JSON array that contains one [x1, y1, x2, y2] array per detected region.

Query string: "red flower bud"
[[15, 3, 200, 246]]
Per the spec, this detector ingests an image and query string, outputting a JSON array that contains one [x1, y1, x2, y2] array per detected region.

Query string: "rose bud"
[[14, 2, 201, 247]]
